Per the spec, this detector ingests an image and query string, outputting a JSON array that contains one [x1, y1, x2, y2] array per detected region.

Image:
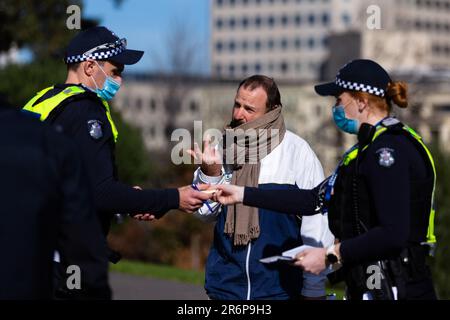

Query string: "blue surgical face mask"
[[332, 105, 359, 134], [91, 61, 121, 101]]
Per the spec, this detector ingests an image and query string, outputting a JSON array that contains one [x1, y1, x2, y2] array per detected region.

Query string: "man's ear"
[[83, 60, 96, 77]]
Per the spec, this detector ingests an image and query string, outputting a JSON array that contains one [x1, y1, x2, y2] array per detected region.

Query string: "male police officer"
[[0, 102, 110, 299], [23, 27, 211, 256]]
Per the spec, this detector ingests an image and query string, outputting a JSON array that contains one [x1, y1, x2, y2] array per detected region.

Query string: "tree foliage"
[[0, 0, 98, 59], [430, 144, 450, 299]]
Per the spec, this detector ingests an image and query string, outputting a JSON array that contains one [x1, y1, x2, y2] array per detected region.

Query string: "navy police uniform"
[[0, 104, 110, 299], [23, 27, 180, 241]]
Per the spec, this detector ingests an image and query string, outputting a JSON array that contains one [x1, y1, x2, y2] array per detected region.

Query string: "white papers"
[[259, 245, 314, 264]]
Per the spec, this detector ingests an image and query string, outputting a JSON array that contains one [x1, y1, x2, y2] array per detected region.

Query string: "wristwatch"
[[326, 244, 342, 268]]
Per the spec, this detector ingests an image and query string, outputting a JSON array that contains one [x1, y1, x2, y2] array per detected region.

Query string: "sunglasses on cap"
[[82, 38, 127, 58]]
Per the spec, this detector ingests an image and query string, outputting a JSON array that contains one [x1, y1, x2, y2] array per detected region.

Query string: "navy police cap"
[[315, 59, 392, 98], [64, 26, 144, 65]]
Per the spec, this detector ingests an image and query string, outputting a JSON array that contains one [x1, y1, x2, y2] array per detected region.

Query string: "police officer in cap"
[[211, 59, 438, 300], [23, 27, 211, 259]]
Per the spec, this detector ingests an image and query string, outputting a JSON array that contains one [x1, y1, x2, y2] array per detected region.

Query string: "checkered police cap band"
[[65, 39, 126, 64], [65, 46, 125, 64], [335, 77, 385, 97]]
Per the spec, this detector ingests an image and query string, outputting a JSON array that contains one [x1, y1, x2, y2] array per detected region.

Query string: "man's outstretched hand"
[[178, 184, 213, 213]]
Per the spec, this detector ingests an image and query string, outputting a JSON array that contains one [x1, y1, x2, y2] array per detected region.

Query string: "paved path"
[[110, 272, 208, 300]]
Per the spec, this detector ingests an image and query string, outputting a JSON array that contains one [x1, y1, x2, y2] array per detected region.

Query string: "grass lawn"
[[111, 259, 346, 299], [110, 259, 204, 285]]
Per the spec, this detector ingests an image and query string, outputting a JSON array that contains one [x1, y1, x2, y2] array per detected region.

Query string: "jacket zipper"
[[245, 242, 252, 300]]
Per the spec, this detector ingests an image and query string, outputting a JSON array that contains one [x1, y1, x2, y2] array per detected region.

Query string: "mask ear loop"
[[87, 59, 105, 91]]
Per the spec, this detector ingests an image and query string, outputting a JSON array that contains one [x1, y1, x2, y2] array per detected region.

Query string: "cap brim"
[[108, 49, 144, 65], [314, 82, 343, 97]]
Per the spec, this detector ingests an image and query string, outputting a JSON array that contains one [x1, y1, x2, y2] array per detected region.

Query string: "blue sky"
[[84, 0, 210, 74]]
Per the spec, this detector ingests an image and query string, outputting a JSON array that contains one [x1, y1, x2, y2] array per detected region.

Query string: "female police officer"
[[210, 59, 438, 300]]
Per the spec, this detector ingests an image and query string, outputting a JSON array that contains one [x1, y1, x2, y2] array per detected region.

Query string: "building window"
[[322, 36, 329, 48], [216, 18, 223, 29], [295, 14, 301, 25], [308, 37, 315, 49], [241, 40, 248, 51], [216, 0, 224, 6], [415, 20, 422, 29], [432, 44, 440, 54], [281, 38, 288, 49], [216, 41, 223, 52], [255, 40, 262, 50], [268, 39, 275, 50], [242, 17, 249, 28], [280, 61, 289, 74], [229, 64, 235, 75], [435, 22, 441, 31], [136, 97, 142, 111], [190, 101, 199, 112], [342, 13, 351, 26], [255, 63, 262, 73], [150, 99, 157, 111], [229, 41, 236, 52], [255, 16, 262, 27], [445, 45, 450, 55], [322, 13, 330, 26], [215, 64, 222, 75], [241, 63, 248, 73], [229, 18, 236, 28], [295, 38, 301, 49], [308, 13, 315, 25], [229, 0, 236, 5], [268, 16, 275, 28], [281, 15, 289, 27], [268, 63, 274, 72]]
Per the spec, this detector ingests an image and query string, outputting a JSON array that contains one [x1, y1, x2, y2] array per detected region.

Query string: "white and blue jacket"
[[193, 130, 335, 300]]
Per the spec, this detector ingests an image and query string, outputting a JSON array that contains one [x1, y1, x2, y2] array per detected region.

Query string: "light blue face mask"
[[332, 105, 359, 134], [91, 62, 121, 101]]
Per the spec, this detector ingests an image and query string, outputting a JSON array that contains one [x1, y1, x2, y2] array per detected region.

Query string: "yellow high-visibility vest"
[[23, 85, 118, 143]]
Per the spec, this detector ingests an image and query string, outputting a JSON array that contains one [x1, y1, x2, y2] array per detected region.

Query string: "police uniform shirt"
[[338, 131, 430, 265], [0, 106, 110, 299], [35, 83, 179, 234]]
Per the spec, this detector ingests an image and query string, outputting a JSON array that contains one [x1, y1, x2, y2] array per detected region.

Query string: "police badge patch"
[[87, 120, 103, 140], [376, 148, 395, 167]]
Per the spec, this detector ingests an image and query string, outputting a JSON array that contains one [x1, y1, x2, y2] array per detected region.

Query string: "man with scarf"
[[189, 75, 334, 300]]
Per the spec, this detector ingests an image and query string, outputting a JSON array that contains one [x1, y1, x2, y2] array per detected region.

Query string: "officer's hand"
[[294, 248, 327, 275], [212, 184, 244, 205], [186, 135, 222, 176], [178, 184, 213, 213], [133, 213, 156, 221], [132, 186, 156, 221]]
